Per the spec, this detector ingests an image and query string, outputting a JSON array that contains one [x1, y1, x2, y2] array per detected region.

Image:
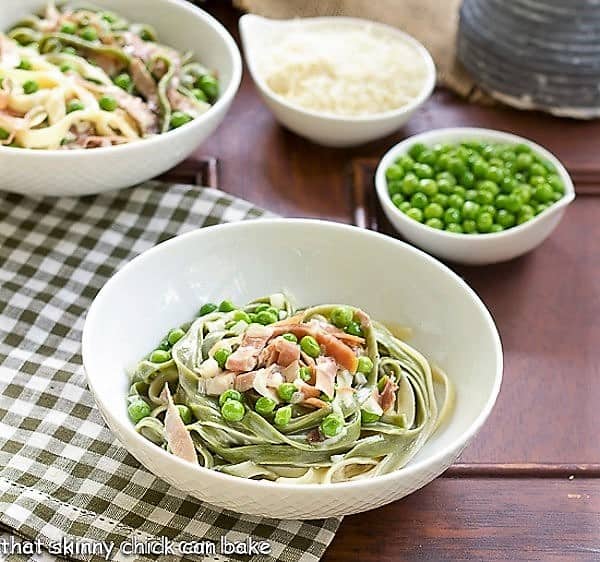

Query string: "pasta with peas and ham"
[[0, 1, 219, 149], [127, 294, 454, 484]]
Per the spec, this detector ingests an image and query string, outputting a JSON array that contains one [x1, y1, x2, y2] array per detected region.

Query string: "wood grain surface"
[[192, 2, 600, 559]]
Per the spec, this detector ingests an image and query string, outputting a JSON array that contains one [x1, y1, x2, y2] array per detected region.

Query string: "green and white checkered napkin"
[[0, 182, 340, 562]]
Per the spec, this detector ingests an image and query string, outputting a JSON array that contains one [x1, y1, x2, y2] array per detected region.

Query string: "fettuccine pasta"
[[0, 1, 219, 149], [127, 294, 453, 484]]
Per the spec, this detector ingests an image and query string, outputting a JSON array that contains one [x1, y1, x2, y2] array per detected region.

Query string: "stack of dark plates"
[[458, 0, 600, 118]]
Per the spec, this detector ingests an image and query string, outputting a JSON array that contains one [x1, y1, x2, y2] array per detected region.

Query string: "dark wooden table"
[[187, 3, 600, 560]]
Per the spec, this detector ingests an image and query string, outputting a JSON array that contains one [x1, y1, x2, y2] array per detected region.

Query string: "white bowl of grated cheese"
[[239, 15, 436, 147]]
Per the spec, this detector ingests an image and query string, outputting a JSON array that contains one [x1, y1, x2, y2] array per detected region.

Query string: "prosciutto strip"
[[379, 378, 399, 413], [161, 384, 197, 464], [226, 324, 273, 372], [315, 356, 337, 398]]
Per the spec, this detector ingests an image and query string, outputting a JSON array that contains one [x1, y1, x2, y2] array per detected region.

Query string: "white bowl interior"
[[84, 220, 502, 496]]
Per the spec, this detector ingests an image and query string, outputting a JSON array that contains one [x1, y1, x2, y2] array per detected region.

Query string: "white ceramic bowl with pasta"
[[375, 128, 575, 265], [239, 15, 436, 147], [83, 219, 503, 519], [0, 0, 241, 196]]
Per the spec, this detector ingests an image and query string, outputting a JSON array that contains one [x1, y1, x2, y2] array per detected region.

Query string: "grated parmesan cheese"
[[256, 22, 430, 117]]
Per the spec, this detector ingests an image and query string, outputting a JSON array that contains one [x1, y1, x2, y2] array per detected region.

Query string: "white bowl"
[[0, 0, 242, 196], [375, 128, 575, 265], [82, 219, 502, 519], [239, 15, 436, 147]]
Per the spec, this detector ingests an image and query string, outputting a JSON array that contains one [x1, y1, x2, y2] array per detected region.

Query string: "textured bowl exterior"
[[375, 128, 575, 265], [83, 219, 503, 519], [0, 0, 242, 196], [239, 15, 436, 147]]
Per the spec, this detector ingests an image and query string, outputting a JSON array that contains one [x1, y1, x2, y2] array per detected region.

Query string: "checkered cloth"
[[0, 182, 341, 562]]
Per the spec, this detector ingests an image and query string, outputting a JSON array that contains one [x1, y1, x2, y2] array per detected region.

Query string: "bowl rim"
[[239, 14, 436, 124], [82, 218, 503, 492], [0, 0, 242, 156], [375, 127, 576, 241]]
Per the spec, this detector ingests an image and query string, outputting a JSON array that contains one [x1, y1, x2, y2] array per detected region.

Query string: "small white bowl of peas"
[[375, 128, 575, 265]]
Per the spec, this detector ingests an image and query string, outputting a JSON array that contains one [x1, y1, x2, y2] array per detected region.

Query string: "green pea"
[[437, 171, 457, 187], [17, 59, 32, 70], [410, 192, 428, 209], [515, 152, 533, 170], [425, 218, 444, 229], [460, 170, 476, 189], [294, 367, 310, 383], [465, 189, 478, 201], [386, 164, 404, 181], [128, 399, 151, 423], [330, 306, 353, 328], [198, 303, 217, 316], [401, 173, 419, 196], [255, 396, 276, 416], [23, 80, 39, 94], [114, 73, 133, 92], [489, 224, 504, 233], [391, 193, 404, 208], [453, 185, 467, 198], [221, 399, 245, 422], [478, 180, 499, 195], [406, 207, 423, 222], [432, 193, 448, 207], [345, 321, 363, 337], [504, 194, 523, 213], [419, 179, 438, 197], [463, 219, 477, 234], [60, 63, 74, 73], [397, 155, 414, 170], [101, 11, 118, 23], [167, 328, 185, 346], [66, 99, 83, 113], [361, 409, 381, 424], [536, 203, 549, 214], [444, 207, 461, 224], [448, 158, 466, 177], [424, 202, 444, 220], [437, 178, 454, 195], [473, 159, 489, 179], [150, 349, 171, 363], [548, 175, 564, 193], [388, 180, 402, 197], [219, 389, 242, 407], [529, 175, 546, 188], [0, 127, 9, 141], [448, 194, 464, 210], [398, 201, 411, 213], [357, 356, 373, 374], [157, 339, 170, 351], [99, 96, 117, 111], [462, 201, 480, 220], [232, 309, 251, 323], [215, 300, 233, 312], [475, 191, 494, 206], [277, 383, 298, 402], [408, 142, 427, 159], [255, 310, 278, 325], [476, 212, 494, 233], [300, 335, 320, 358], [278, 333, 297, 344], [320, 414, 344, 438], [170, 111, 193, 128], [197, 74, 219, 101], [176, 404, 192, 424], [517, 211, 534, 225], [254, 303, 270, 313], [60, 22, 77, 34], [480, 204, 496, 218], [213, 348, 230, 369], [446, 223, 463, 233], [62, 46, 77, 55], [533, 184, 554, 203], [79, 26, 98, 41], [413, 163, 434, 179], [501, 150, 516, 162], [529, 163, 546, 177], [274, 405, 292, 427], [486, 166, 504, 183], [496, 209, 515, 228], [191, 88, 208, 102]]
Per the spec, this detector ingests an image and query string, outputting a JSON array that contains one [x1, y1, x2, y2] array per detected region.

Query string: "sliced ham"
[[315, 356, 337, 398], [271, 324, 358, 373], [161, 384, 198, 464], [307, 318, 365, 346], [226, 325, 273, 372], [281, 360, 299, 383], [295, 380, 321, 399], [379, 378, 398, 413], [252, 366, 283, 402], [303, 397, 330, 409], [205, 372, 235, 396], [234, 370, 256, 392], [259, 337, 300, 368]]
